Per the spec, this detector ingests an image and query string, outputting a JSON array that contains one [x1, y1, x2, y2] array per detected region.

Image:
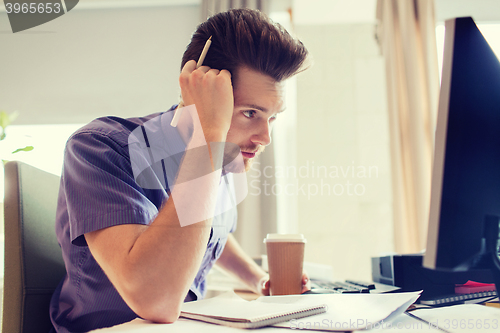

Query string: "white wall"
[[293, 22, 394, 281], [0, 4, 200, 124], [435, 0, 500, 22]]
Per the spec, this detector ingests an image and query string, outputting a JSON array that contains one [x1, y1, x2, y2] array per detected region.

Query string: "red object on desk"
[[455, 280, 496, 294]]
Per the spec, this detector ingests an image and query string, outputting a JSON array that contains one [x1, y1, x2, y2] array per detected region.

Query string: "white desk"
[[88, 303, 500, 333], [88, 312, 441, 332], [88, 317, 293, 332]]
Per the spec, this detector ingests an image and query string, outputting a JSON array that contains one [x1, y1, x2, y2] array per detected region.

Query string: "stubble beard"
[[241, 145, 266, 171], [222, 144, 266, 173]]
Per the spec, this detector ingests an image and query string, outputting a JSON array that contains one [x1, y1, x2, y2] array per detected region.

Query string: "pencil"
[[171, 36, 213, 127], [196, 36, 212, 68]]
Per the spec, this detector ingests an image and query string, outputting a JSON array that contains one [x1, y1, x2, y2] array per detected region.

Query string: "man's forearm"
[[216, 234, 268, 294], [124, 130, 226, 312]]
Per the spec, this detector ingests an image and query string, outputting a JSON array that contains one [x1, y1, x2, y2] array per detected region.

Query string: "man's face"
[[226, 67, 285, 171]]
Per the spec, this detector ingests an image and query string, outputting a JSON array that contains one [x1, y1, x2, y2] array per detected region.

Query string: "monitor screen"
[[423, 17, 500, 274]]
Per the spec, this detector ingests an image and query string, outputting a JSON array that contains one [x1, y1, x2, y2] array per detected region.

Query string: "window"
[[0, 124, 84, 201]]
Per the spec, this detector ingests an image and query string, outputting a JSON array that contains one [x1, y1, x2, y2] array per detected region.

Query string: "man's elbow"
[[133, 300, 182, 324], [122, 286, 184, 324], [117, 269, 187, 323], [142, 308, 181, 324]]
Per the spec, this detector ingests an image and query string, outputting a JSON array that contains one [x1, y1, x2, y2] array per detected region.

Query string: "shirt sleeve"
[[62, 130, 159, 246]]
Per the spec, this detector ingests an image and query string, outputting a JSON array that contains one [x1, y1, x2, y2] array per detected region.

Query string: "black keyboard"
[[310, 280, 498, 306], [310, 279, 376, 294], [419, 290, 498, 306]]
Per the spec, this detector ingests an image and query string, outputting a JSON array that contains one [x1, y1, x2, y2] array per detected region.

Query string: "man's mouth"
[[241, 151, 256, 159]]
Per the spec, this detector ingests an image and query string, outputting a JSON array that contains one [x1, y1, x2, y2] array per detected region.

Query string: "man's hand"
[[258, 272, 312, 296], [179, 60, 234, 139]]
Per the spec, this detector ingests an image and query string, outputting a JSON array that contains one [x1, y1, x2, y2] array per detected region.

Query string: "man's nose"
[[251, 120, 272, 146]]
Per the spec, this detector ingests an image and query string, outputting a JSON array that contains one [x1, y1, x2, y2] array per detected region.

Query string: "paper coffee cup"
[[264, 234, 306, 296]]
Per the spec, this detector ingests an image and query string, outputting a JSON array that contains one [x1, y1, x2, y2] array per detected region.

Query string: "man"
[[50, 8, 309, 333]]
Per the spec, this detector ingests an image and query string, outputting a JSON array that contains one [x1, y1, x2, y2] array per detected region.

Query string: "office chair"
[[2, 161, 66, 333]]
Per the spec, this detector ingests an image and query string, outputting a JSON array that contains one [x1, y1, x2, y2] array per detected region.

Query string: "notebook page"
[[181, 291, 324, 321]]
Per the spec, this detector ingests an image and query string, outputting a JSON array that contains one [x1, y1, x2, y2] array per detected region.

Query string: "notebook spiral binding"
[[181, 304, 328, 329], [247, 304, 328, 328]]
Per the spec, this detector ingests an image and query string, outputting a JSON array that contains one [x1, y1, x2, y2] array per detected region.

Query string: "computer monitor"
[[423, 17, 500, 291]]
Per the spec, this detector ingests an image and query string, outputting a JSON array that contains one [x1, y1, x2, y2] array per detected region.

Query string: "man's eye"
[[243, 110, 256, 118]]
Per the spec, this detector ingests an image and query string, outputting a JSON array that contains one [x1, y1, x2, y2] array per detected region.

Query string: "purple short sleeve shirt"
[[50, 107, 237, 333]]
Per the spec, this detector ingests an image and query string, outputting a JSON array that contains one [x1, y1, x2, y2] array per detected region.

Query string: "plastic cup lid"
[[263, 233, 307, 243]]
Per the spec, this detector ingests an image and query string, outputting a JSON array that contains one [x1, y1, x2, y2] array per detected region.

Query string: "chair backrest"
[[2, 161, 66, 333]]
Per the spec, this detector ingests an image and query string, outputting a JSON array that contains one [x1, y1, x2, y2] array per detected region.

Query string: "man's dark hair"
[[181, 8, 308, 84]]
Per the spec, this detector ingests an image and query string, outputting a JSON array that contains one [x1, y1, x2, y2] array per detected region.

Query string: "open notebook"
[[180, 291, 327, 329]]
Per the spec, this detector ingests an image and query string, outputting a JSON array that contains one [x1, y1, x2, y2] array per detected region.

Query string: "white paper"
[[411, 304, 500, 333], [365, 312, 444, 332], [259, 291, 421, 331]]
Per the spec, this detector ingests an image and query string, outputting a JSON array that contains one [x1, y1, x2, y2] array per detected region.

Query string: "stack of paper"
[[257, 291, 421, 331], [180, 290, 421, 331]]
